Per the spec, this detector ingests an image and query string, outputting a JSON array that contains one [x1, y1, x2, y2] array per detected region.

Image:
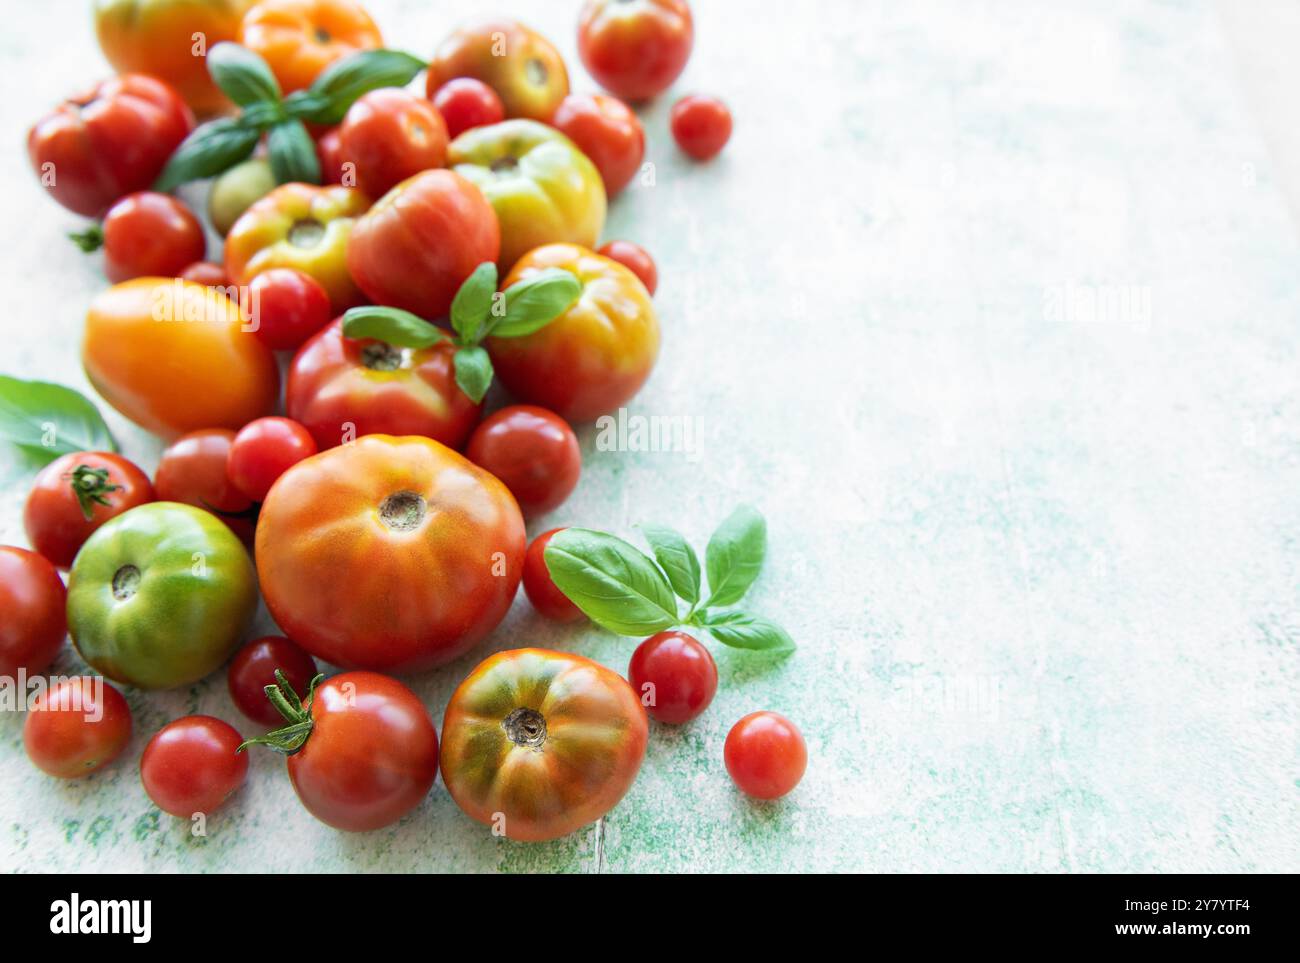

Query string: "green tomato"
[[448, 119, 606, 271], [67, 502, 257, 690], [208, 157, 276, 236]]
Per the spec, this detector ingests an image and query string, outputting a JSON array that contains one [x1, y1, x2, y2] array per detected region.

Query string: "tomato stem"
[[237, 670, 324, 755], [66, 464, 122, 520]]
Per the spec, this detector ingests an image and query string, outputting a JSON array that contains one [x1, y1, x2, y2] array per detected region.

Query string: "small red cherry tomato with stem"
[[141, 715, 249, 818], [550, 93, 645, 197], [628, 631, 717, 724], [24, 451, 155, 569], [465, 405, 580, 516], [227, 417, 319, 503], [430, 77, 505, 139], [724, 711, 807, 800], [522, 528, 585, 623], [23, 676, 132, 778], [246, 268, 333, 351], [227, 636, 318, 726], [597, 240, 657, 295], [670, 95, 732, 161], [72, 191, 205, 283], [0, 547, 68, 679], [338, 88, 449, 200]]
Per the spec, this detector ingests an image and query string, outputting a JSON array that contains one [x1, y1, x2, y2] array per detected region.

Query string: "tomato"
[[226, 636, 317, 725], [316, 126, 347, 184], [23, 677, 131, 779], [670, 94, 732, 161], [208, 157, 277, 237], [24, 452, 155, 569], [346, 169, 499, 319], [255, 435, 525, 672], [83, 278, 279, 436], [550, 94, 645, 197], [67, 502, 258, 690], [0, 547, 67, 679], [89, 192, 206, 283], [597, 240, 657, 295], [488, 244, 660, 421], [449, 120, 606, 271], [240, 0, 383, 94], [578, 0, 694, 102], [95, 0, 253, 114], [141, 715, 249, 817], [224, 183, 370, 313], [27, 74, 193, 217], [338, 88, 449, 200], [431, 78, 505, 139], [155, 430, 255, 543], [426, 19, 568, 122], [521, 529, 584, 623], [227, 417, 318, 502], [628, 631, 717, 724], [465, 405, 580, 516], [246, 267, 332, 350], [179, 261, 231, 287], [441, 648, 647, 842], [723, 711, 807, 800]]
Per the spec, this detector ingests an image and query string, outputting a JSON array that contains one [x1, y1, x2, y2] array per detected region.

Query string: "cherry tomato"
[[141, 715, 249, 818], [550, 94, 645, 197], [227, 417, 319, 502], [179, 260, 231, 287], [315, 126, 346, 184], [431, 78, 505, 139], [155, 429, 255, 541], [246, 267, 332, 351], [521, 529, 584, 623], [240, 0, 384, 94], [426, 19, 568, 122], [24, 452, 154, 569], [226, 636, 317, 725], [0, 547, 67, 679], [628, 631, 717, 724], [724, 711, 807, 800], [598, 240, 657, 295], [670, 94, 732, 161], [23, 677, 131, 779], [338, 88, 449, 200], [465, 405, 580, 516], [83, 191, 206, 283], [578, 0, 694, 102]]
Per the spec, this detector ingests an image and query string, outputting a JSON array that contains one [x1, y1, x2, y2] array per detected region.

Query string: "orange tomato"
[[426, 19, 568, 122], [240, 0, 383, 94], [82, 277, 279, 436]]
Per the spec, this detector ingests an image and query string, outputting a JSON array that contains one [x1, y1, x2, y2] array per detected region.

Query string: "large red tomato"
[[255, 435, 525, 673], [577, 0, 694, 102], [337, 88, 449, 200]]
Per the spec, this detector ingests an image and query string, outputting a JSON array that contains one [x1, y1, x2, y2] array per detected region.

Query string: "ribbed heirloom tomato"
[[426, 19, 568, 121]]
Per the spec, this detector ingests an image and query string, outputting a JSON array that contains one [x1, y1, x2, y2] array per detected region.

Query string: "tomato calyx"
[[66, 464, 123, 520], [502, 706, 547, 750], [237, 669, 326, 755], [68, 224, 106, 254]]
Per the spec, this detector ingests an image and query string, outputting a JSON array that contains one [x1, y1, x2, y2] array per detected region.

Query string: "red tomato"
[[23, 677, 131, 778], [179, 260, 231, 287], [141, 715, 249, 818], [27, 74, 194, 217], [315, 126, 347, 185], [430, 77, 505, 139], [597, 240, 657, 295], [227, 417, 319, 502], [92, 192, 205, 282], [154, 429, 255, 541], [466, 405, 580, 516], [24, 452, 154, 569], [670, 94, 731, 160], [550, 94, 645, 197], [628, 631, 717, 724], [227, 636, 318, 726], [724, 711, 807, 799], [0, 547, 67, 678], [521, 528, 585, 623], [247, 267, 333, 351], [578, 0, 694, 102], [338, 88, 449, 200]]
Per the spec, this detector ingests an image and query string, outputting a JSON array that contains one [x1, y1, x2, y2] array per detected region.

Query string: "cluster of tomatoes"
[[4, 0, 804, 845]]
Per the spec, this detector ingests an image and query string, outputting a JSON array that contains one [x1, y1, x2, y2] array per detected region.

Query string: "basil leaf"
[[449, 262, 498, 343], [544, 529, 680, 636], [207, 42, 281, 107], [491, 269, 581, 338], [703, 504, 767, 607], [698, 611, 795, 654], [154, 118, 260, 191], [341, 307, 446, 348], [638, 523, 701, 605], [452, 346, 493, 404], [299, 49, 428, 125], [267, 119, 321, 185], [0, 376, 116, 468]]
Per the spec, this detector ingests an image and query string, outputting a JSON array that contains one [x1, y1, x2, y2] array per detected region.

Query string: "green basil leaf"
[[491, 269, 581, 338], [452, 346, 493, 404], [698, 611, 795, 654], [703, 504, 767, 608], [341, 307, 446, 348], [207, 41, 282, 107], [638, 523, 701, 605], [449, 262, 498, 343], [267, 119, 321, 185], [299, 49, 428, 125], [544, 529, 680, 636], [154, 118, 260, 191], [0, 376, 116, 469]]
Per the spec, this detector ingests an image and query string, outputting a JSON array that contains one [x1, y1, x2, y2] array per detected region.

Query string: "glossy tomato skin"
[[441, 648, 647, 841], [671, 94, 732, 161], [141, 715, 249, 817], [724, 711, 807, 800], [628, 631, 717, 724], [247, 267, 332, 351], [256, 435, 525, 673], [598, 240, 657, 295], [315, 127, 346, 184], [338, 88, 449, 200], [99, 192, 205, 283], [550, 94, 645, 197], [0, 547, 67, 679], [27, 74, 193, 217], [346, 169, 499, 319], [23, 677, 131, 779], [466, 406, 580, 516], [24, 452, 155, 569], [578, 0, 694, 102], [155, 430, 255, 544], [83, 278, 279, 437], [426, 19, 568, 122], [521, 529, 584, 623], [488, 244, 660, 421], [227, 417, 319, 502], [431, 78, 505, 139], [227, 636, 317, 725], [287, 319, 482, 450], [240, 0, 383, 94], [179, 260, 231, 287]]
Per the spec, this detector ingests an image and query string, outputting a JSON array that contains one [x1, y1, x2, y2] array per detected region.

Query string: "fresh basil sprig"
[[340, 262, 581, 404], [543, 507, 795, 654], [0, 375, 116, 480]]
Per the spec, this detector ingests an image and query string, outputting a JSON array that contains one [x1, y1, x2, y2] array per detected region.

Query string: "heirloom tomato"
[[23, 677, 132, 779], [449, 120, 606, 271], [87, 192, 206, 283], [671, 94, 732, 161], [338, 88, 449, 200], [628, 631, 717, 724], [0, 547, 67, 679], [208, 157, 277, 237], [227, 416, 318, 502], [578, 0, 694, 102], [521, 529, 584, 623], [27, 74, 193, 217], [154, 429, 256, 542], [488, 244, 659, 421], [82, 278, 279, 436], [598, 239, 657, 295], [255, 435, 525, 673], [465, 405, 580, 516], [550, 93, 645, 197], [24, 452, 155, 569], [431, 78, 505, 139], [227, 636, 317, 725], [67, 502, 258, 690], [141, 715, 248, 817], [246, 267, 332, 350], [724, 711, 807, 800], [239, 0, 383, 93], [441, 648, 648, 842], [426, 19, 568, 122]]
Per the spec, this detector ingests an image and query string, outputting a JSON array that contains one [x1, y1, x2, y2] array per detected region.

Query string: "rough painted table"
[[2, 0, 1297, 873]]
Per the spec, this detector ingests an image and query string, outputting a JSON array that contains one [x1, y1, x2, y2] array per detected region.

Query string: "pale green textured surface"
[[2, 0, 1298, 872]]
